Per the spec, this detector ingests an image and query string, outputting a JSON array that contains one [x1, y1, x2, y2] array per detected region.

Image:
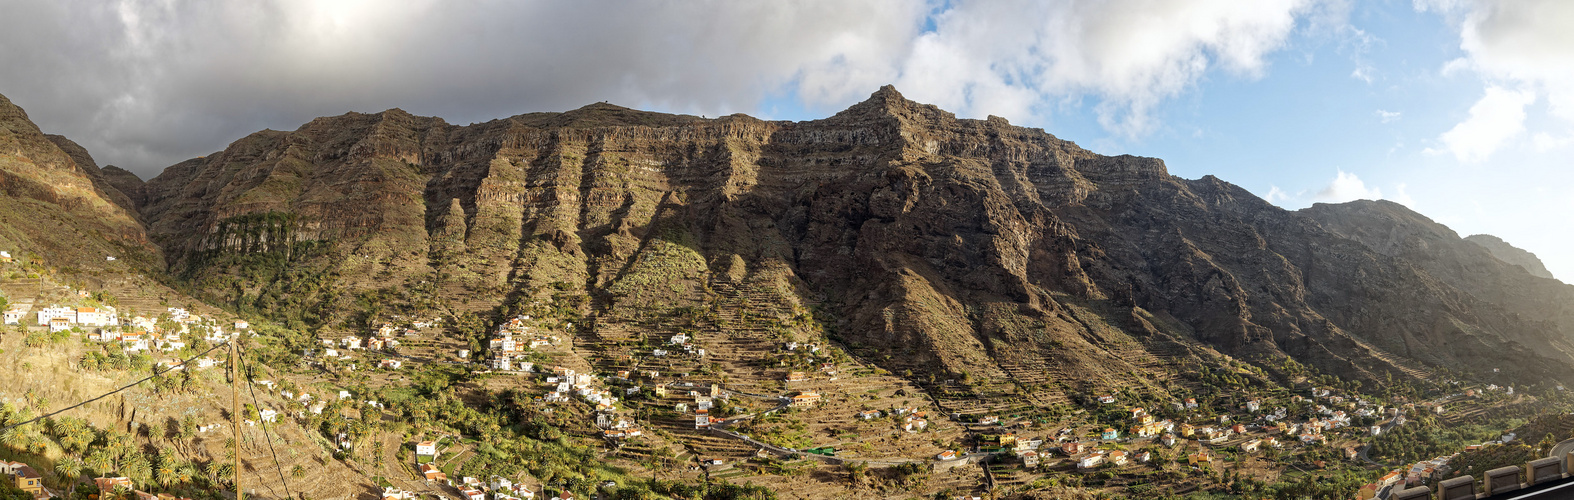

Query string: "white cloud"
[[1315, 169, 1383, 203], [893, 0, 1322, 137], [1351, 68, 1373, 83], [1391, 183, 1416, 208], [1532, 131, 1574, 151], [1340, 25, 1382, 84], [0, 0, 1337, 173], [1266, 185, 1290, 204], [1428, 86, 1535, 162], [1376, 109, 1402, 123], [0, 0, 930, 174], [1418, 0, 1574, 150]]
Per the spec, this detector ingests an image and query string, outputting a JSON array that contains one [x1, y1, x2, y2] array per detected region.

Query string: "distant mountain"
[[0, 92, 160, 271], [100, 164, 148, 210], [126, 86, 1574, 392], [1465, 233, 1555, 280]]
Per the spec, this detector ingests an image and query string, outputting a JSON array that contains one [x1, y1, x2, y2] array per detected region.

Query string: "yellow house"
[[1187, 452, 1213, 466]]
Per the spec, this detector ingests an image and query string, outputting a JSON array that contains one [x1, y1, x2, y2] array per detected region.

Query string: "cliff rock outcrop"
[[132, 86, 1574, 395]]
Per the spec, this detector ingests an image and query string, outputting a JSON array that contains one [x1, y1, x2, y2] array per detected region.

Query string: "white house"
[[416, 440, 438, 458], [490, 477, 513, 492], [3, 308, 24, 325], [75, 307, 105, 326], [36, 306, 73, 325], [1077, 454, 1104, 469]]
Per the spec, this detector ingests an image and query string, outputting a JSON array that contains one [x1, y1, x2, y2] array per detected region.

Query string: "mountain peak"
[[1466, 234, 1556, 280], [826, 84, 955, 126]]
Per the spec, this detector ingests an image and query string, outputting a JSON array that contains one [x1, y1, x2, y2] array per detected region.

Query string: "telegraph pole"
[[232, 340, 243, 500]]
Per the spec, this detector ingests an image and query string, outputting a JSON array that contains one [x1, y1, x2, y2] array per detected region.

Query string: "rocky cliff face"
[[135, 86, 1574, 395], [99, 165, 148, 210], [1465, 233, 1555, 280], [1301, 200, 1574, 368], [0, 92, 160, 270]]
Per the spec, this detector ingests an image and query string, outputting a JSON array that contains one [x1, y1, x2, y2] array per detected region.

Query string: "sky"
[[0, 0, 1570, 279]]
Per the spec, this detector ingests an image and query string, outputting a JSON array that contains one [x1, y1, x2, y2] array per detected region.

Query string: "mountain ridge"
[[110, 86, 1574, 395], [0, 92, 161, 272], [4, 85, 1573, 403]]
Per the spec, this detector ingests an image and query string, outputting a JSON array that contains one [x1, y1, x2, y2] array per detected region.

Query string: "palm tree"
[[0, 427, 27, 450], [85, 451, 115, 476], [146, 421, 165, 444], [173, 464, 194, 489], [290, 464, 305, 479], [54, 456, 82, 498]]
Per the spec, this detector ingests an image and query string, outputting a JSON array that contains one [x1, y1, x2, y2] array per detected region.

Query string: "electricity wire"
[[238, 346, 294, 499], [0, 340, 231, 434]]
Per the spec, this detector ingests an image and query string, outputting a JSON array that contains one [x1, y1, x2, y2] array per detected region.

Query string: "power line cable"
[[0, 340, 231, 435], [238, 345, 293, 500]]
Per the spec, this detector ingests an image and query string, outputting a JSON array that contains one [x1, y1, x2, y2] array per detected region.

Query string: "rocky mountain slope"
[[121, 86, 1574, 397], [1466, 233, 1555, 280], [0, 92, 161, 271], [1302, 200, 1574, 369]]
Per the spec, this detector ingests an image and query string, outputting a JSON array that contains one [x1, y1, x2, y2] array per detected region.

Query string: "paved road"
[[1550, 437, 1574, 461]]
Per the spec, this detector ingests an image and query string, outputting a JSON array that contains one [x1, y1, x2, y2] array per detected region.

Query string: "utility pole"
[[232, 341, 243, 500]]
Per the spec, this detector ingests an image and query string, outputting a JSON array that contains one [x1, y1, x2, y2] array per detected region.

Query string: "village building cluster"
[[486, 315, 556, 371], [949, 384, 1415, 475]]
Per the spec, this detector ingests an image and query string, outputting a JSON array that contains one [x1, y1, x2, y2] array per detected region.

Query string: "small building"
[[1187, 452, 1213, 466], [790, 392, 821, 408], [0, 462, 43, 498], [36, 306, 74, 325], [96, 476, 134, 493], [1379, 470, 1403, 488], [419, 463, 446, 482], [1077, 454, 1104, 469], [1108, 450, 1128, 465], [1101, 428, 1119, 440], [1242, 439, 1262, 452], [76, 307, 103, 326], [3, 306, 28, 325], [49, 317, 70, 332], [1020, 450, 1039, 468], [416, 440, 438, 459]]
